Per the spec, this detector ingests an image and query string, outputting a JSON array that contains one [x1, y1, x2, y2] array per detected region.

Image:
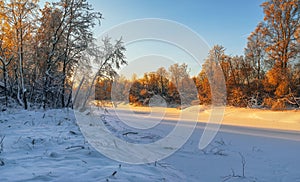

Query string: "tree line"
[[95, 63, 197, 108], [0, 0, 299, 110]]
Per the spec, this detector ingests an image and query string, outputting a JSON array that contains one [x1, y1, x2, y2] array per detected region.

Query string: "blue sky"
[[39, 0, 266, 76], [86, 0, 266, 76], [90, 0, 265, 56]]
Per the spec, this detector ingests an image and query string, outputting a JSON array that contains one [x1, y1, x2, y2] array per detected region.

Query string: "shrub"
[[263, 97, 275, 108], [271, 99, 286, 111]]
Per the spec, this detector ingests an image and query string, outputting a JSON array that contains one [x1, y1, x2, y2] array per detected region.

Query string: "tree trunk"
[[19, 27, 27, 110], [73, 76, 85, 109], [3, 65, 8, 107], [66, 88, 72, 108], [81, 75, 98, 111], [61, 61, 66, 108]]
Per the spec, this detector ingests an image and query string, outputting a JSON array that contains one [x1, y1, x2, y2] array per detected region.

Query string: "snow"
[[0, 106, 300, 181]]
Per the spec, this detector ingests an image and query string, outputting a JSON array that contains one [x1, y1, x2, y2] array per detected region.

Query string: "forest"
[[0, 0, 300, 110], [0, 0, 126, 110]]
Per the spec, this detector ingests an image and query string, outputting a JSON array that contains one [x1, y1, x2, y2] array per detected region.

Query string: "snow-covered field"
[[0, 106, 300, 181]]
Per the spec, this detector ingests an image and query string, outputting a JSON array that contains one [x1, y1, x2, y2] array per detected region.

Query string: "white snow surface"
[[0, 107, 300, 181]]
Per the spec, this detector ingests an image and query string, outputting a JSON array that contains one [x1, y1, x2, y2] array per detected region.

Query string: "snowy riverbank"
[[1, 107, 300, 181]]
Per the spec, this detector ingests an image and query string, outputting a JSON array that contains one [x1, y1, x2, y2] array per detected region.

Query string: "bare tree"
[[156, 67, 169, 96], [245, 23, 267, 81], [37, 0, 102, 108], [261, 0, 299, 70], [0, 45, 13, 107], [75, 37, 127, 111], [3, 0, 39, 109]]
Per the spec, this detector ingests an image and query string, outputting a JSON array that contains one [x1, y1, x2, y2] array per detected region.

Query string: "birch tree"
[[3, 0, 39, 109], [37, 0, 102, 108], [75, 37, 127, 111], [0, 44, 13, 107]]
